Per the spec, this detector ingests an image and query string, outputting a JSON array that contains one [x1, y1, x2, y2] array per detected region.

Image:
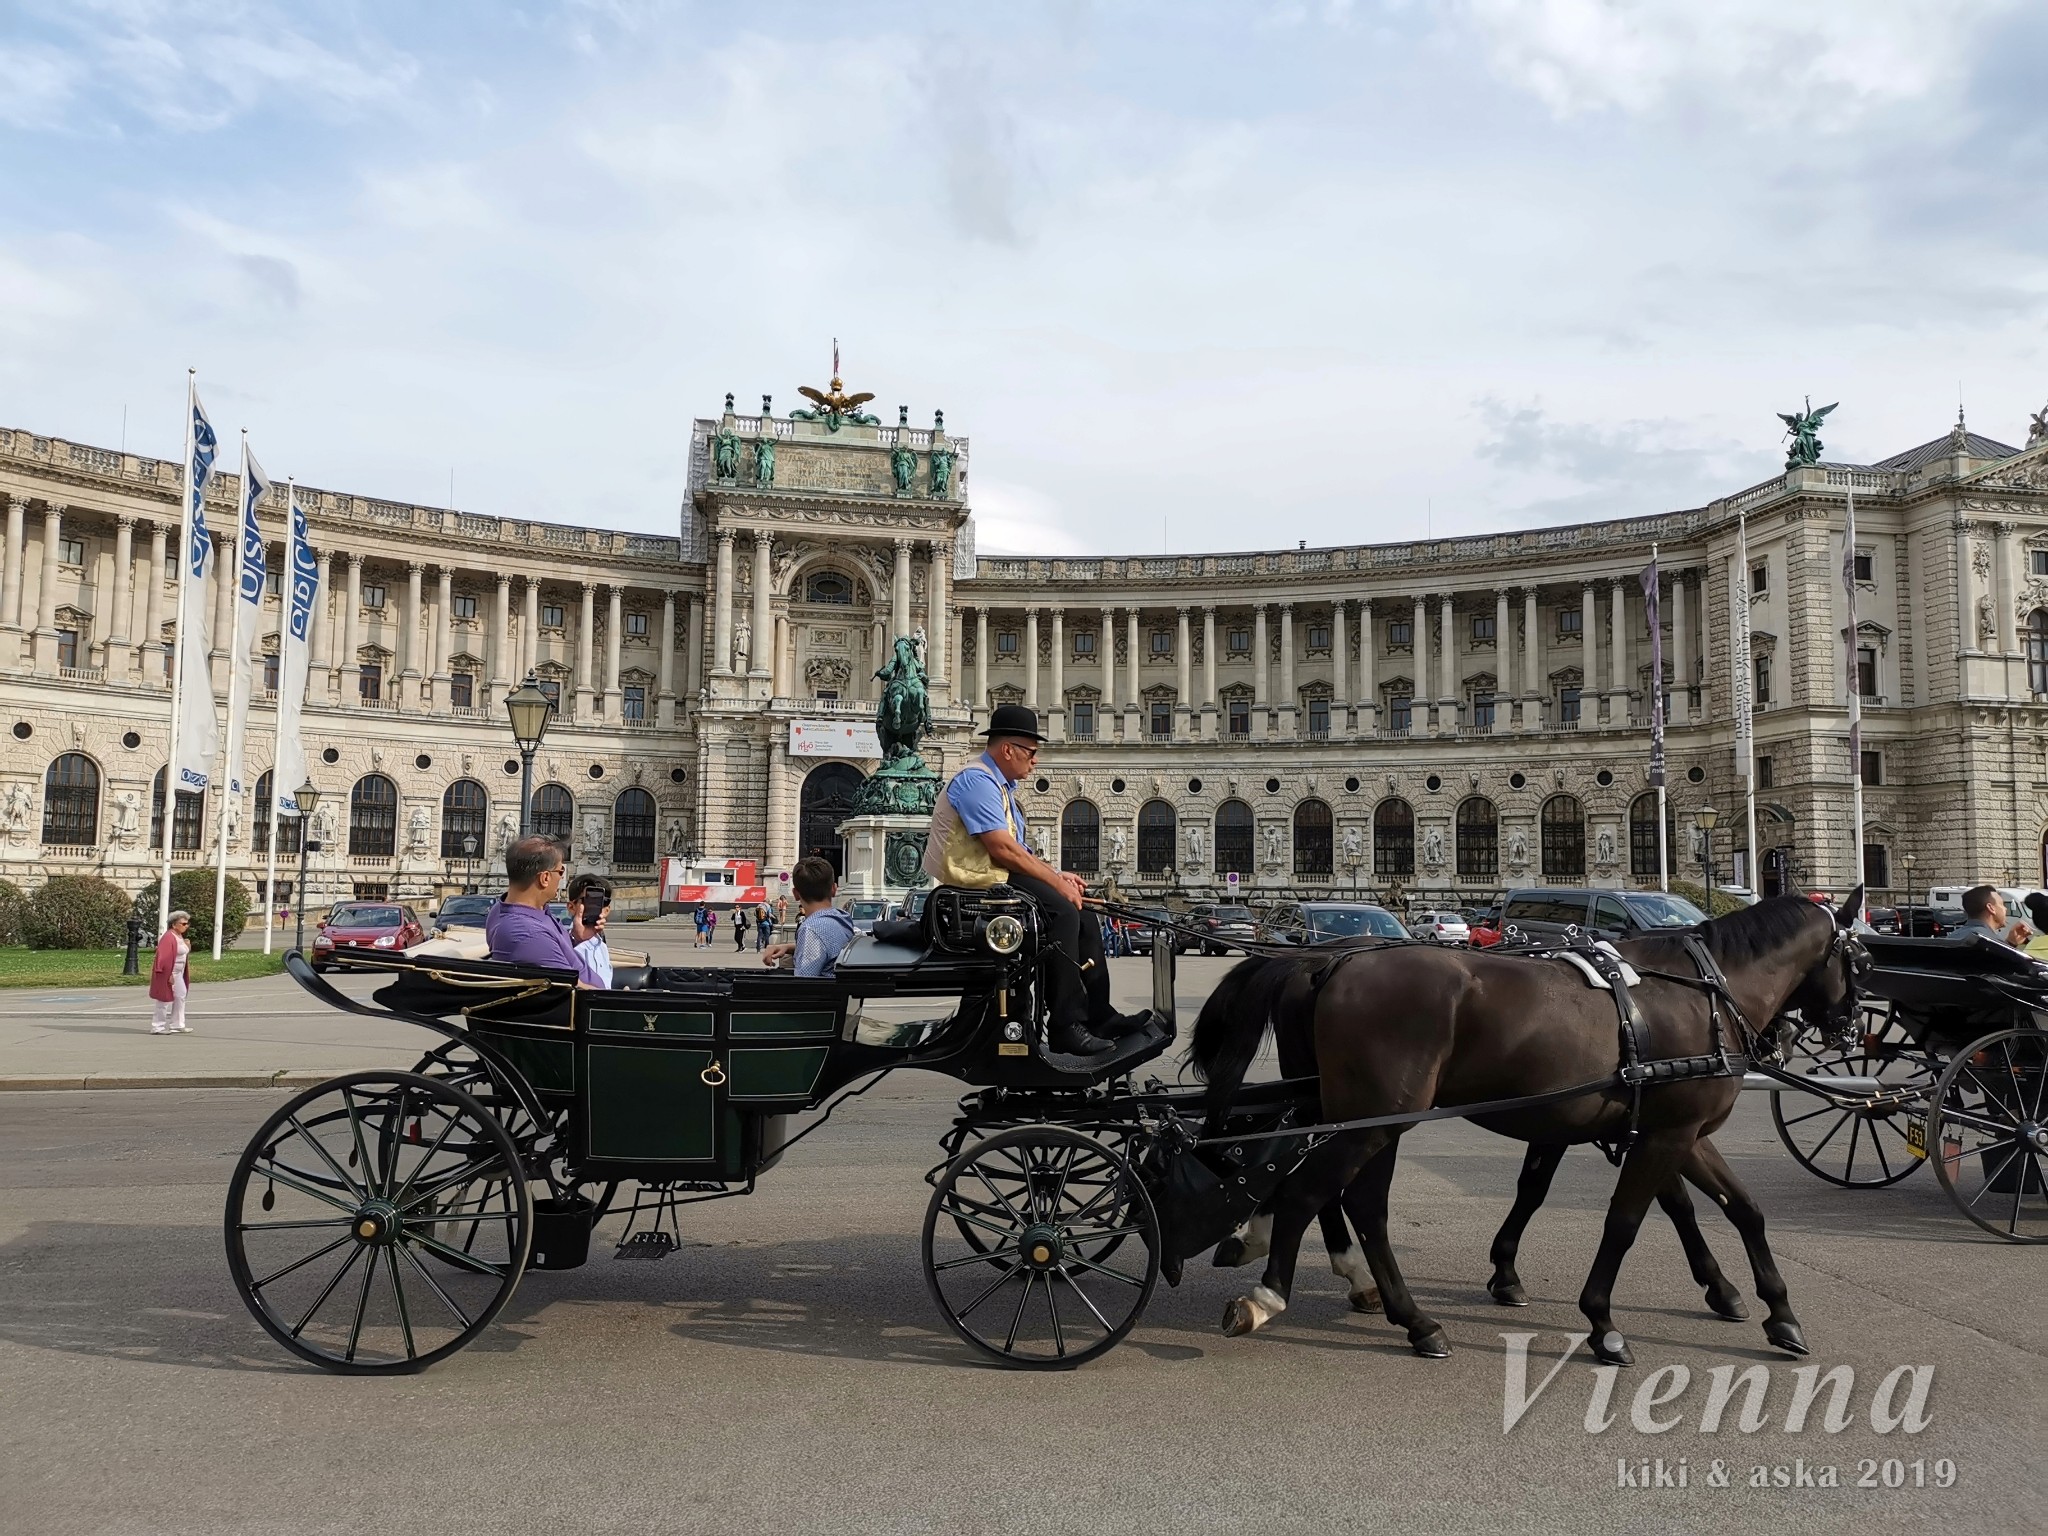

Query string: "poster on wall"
[[789, 719, 882, 759]]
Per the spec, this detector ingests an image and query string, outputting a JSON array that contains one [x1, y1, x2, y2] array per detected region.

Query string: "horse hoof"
[[1212, 1238, 1247, 1268], [1706, 1286, 1748, 1322], [1348, 1288, 1382, 1314], [1765, 1319, 1809, 1356], [1221, 1297, 1265, 1337], [1592, 1330, 1633, 1366], [1410, 1328, 1451, 1359], [1488, 1279, 1530, 1308]]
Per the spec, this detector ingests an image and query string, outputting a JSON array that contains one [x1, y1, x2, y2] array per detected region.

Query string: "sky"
[[1, 0, 2045, 556]]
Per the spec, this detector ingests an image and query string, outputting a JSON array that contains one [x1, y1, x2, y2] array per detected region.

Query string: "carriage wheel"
[[941, 1123, 1138, 1267], [1770, 1002, 1938, 1188], [225, 1071, 532, 1372], [1928, 1029, 2048, 1243], [922, 1125, 1159, 1369]]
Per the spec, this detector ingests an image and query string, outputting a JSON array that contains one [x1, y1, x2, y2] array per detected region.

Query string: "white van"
[[1927, 885, 2044, 914]]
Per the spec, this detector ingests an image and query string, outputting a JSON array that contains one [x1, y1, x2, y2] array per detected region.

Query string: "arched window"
[[1060, 799, 1100, 875], [41, 753, 98, 846], [532, 783, 574, 842], [253, 770, 301, 855], [1542, 794, 1585, 880], [441, 780, 489, 860], [798, 763, 861, 876], [349, 774, 398, 858], [1456, 796, 1497, 882], [613, 788, 656, 865], [1138, 799, 1176, 875], [150, 767, 206, 853], [2028, 610, 2048, 694], [1628, 793, 1678, 881], [1293, 798, 1333, 877], [1374, 798, 1414, 880], [805, 569, 856, 605], [1214, 799, 1254, 877]]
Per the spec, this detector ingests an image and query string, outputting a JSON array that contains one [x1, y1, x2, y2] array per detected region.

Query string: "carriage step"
[[614, 1231, 677, 1261]]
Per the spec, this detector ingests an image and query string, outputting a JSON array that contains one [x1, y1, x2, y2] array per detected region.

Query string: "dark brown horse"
[[1190, 892, 1866, 1365]]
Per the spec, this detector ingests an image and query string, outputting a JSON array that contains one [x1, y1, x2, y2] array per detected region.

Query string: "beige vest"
[[922, 759, 1025, 889]]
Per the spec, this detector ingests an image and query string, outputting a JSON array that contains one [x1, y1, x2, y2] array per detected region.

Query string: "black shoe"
[[1049, 1022, 1114, 1056], [1091, 1009, 1155, 1039]]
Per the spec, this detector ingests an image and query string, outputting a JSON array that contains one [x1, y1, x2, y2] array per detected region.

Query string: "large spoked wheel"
[[225, 1070, 533, 1372], [1928, 1029, 2048, 1243], [922, 1124, 1159, 1370], [1770, 1003, 1938, 1188]]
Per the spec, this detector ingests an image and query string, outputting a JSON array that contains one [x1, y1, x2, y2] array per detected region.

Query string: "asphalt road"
[[2, 1077, 2043, 1535]]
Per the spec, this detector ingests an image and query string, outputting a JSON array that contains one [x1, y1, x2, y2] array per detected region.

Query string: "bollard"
[[122, 914, 143, 977]]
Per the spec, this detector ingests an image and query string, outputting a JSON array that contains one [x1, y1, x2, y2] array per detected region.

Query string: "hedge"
[[134, 871, 251, 954], [0, 879, 24, 947], [23, 875, 137, 950]]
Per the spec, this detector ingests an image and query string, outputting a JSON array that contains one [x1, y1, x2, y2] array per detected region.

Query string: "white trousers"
[[151, 997, 187, 1032]]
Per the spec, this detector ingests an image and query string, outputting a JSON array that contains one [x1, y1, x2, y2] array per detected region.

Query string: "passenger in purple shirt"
[[484, 835, 609, 987]]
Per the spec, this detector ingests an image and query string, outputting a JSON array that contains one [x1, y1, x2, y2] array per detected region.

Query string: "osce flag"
[[223, 448, 271, 797], [171, 391, 221, 794], [273, 487, 318, 816]]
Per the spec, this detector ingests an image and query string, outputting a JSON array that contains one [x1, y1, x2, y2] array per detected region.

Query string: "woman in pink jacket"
[[149, 909, 193, 1034]]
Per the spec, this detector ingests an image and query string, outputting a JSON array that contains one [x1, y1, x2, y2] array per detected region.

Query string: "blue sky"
[[2, 0, 2044, 553]]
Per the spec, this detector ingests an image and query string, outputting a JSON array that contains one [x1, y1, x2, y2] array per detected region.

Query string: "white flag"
[[224, 446, 271, 798], [171, 392, 221, 795], [274, 487, 318, 815]]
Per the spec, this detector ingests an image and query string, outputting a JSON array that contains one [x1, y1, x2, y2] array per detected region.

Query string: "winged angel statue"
[[1779, 398, 1837, 470]]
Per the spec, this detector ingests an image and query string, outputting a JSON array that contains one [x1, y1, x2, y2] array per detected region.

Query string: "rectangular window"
[[57, 628, 78, 668], [2034, 550, 2048, 577], [164, 644, 175, 681], [541, 604, 565, 630], [263, 652, 279, 692], [1754, 654, 1772, 706], [1390, 694, 1412, 733], [537, 678, 562, 713], [1307, 623, 1331, 651], [1227, 627, 1252, 655], [1860, 750, 1882, 786], [1471, 614, 1496, 644], [1559, 687, 1580, 724], [1751, 562, 1769, 596], [1150, 700, 1172, 737], [1557, 608, 1581, 637], [1758, 755, 1774, 789], [815, 689, 837, 702], [1857, 647, 1877, 698], [1071, 700, 1096, 739], [362, 584, 386, 611], [1072, 630, 1096, 657], [996, 631, 1019, 656], [1308, 697, 1330, 737], [452, 594, 478, 620], [626, 611, 648, 638], [1473, 692, 1494, 729], [359, 662, 383, 701], [264, 564, 281, 596], [1852, 550, 1874, 583], [1387, 619, 1412, 648], [1227, 698, 1250, 736], [449, 671, 474, 709], [58, 537, 85, 566], [623, 684, 646, 720], [1149, 629, 1171, 656], [1863, 844, 1889, 889]]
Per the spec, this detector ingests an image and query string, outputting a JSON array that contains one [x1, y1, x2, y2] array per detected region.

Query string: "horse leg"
[[1338, 1136, 1448, 1357], [1655, 1168, 1748, 1322], [1681, 1136, 1806, 1355], [1486, 1142, 1568, 1307], [1222, 1131, 1388, 1337], [1212, 1207, 1275, 1268], [1577, 1129, 1694, 1366], [1321, 1200, 1380, 1312]]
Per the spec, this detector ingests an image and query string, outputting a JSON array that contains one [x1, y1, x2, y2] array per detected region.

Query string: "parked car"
[[1894, 905, 1966, 937], [1261, 901, 1408, 946], [1185, 902, 1258, 955], [432, 893, 496, 936], [546, 901, 572, 931], [1469, 905, 1505, 948], [844, 898, 890, 935], [891, 889, 931, 923], [312, 903, 425, 970], [1495, 888, 1708, 946], [1407, 909, 1471, 945], [1124, 906, 1189, 955], [1865, 905, 1902, 935]]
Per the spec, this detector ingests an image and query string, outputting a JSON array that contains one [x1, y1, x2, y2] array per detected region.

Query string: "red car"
[[311, 902, 425, 971]]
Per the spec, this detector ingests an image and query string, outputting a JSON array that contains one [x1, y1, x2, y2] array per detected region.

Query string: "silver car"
[[1408, 909, 1471, 945]]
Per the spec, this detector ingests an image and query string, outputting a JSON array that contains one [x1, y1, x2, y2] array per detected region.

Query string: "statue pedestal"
[[837, 814, 933, 902]]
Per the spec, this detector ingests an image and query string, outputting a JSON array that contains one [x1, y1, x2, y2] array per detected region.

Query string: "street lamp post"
[[504, 673, 553, 838], [293, 778, 321, 955], [462, 832, 479, 892], [1695, 805, 1719, 907]]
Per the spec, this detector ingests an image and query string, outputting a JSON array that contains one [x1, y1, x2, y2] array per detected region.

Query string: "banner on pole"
[[274, 486, 318, 816], [1732, 517, 1754, 775], [1639, 554, 1665, 789], [224, 448, 271, 797], [1842, 491, 1862, 765], [171, 391, 220, 794]]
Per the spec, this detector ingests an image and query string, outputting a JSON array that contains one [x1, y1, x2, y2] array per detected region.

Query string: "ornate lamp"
[[1693, 805, 1719, 902], [293, 779, 321, 955], [504, 673, 553, 837]]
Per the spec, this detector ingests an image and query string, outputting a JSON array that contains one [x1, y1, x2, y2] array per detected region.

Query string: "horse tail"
[[1188, 953, 1318, 1136]]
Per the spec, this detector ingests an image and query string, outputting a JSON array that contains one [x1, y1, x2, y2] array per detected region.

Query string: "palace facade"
[[3, 382, 2047, 914]]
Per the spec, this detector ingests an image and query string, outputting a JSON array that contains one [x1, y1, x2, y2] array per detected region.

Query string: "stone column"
[[1, 496, 24, 633], [974, 607, 989, 714], [1049, 608, 1065, 739], [926, 540, 948, 694], [711, 530, 734, 676], [1522, 587, 1540, 727], [1954, 520, 1977, 662], [1024, 608, 1040, 709], [1670, 572, 1690, 725], [1493, 588, 1511, 734], [1438, 591, 1456, 727], [1125, 607, 1141, 740], [1202, 606, 1218, 740], [143, 523, 168, 680], [1176, 607, 1192, 736], [657, 589, 678, 724], [1250, 604, 1269, 740], [397, 562, 423, 704], [1579, 583, 1597, 717], [1099, 605, 1116, 717], [1411, 593, 1429, 732], [750, 533, 772, 679], [344, 555, 364, 703], [106, 516, 134, 682], [521, 576, 540, 684], [605, 585, 623, 713], [433, 567, 454, 704], [1995, 522, 2020, 664], [491, 574, 511, 706], [575, 581, 596, 715], [949, 608, 964, 707], [1359, 599, 1377, 731], [1331, 600, 1348, 729], [891, 537, 912, 641], [771, 614, 787, 697], [685, 594, 704, 696], [1610, 576, 1630, 723], [1278, 603, 1297, 737], [31, 504, 62, 670]]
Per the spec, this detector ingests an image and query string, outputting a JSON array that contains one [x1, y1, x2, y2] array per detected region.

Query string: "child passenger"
[[761, 857, 857, 977]]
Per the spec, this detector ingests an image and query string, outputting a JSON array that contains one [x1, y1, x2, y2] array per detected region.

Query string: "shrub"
[[0, 879, 25, 946], [134, 871, 251, 954], [24, 875, 137, 950]]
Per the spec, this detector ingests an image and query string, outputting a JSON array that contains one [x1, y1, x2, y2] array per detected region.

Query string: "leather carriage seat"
[[832, 886, 1007, 973]]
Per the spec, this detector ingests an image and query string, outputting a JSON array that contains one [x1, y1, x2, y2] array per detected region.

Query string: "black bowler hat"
[[980, 703, 1047, 742]]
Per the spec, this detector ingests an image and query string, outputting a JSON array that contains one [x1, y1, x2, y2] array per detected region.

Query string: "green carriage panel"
[[728, 1008, 840, 1040], [587, 1006, 714, 1039], [481, 1031, 576, 1095], [728, 1046, 830, 1104], [585, 1044, 720, 1162]]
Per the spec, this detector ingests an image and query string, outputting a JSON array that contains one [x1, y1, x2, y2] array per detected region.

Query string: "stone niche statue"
[[665, 818, 687, 856], [1506, 828, 1529, 870], [496, 813, 518, 852], [1595, 826, 1618, 868], [581, 812, 607, 861], [731, 617, 752, 674], [890, 443, 915, 496], [1341, 824, 1363, 862], [1263, 822, 1283, 867], [1977, 592, 1997, 646], [1185, 824, 1206, 866], [112, 789, 142, 847], [310, 803, 339, 849], [3, 781, 34, 842], [1109, 826, 1129, 866], [1421, 825, 1445, 871], [407, 805, 431, 855]]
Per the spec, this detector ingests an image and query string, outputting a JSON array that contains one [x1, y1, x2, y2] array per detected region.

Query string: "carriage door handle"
[[700, 1059, 727, 1087]]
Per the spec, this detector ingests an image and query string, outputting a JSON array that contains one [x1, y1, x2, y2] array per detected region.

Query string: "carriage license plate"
[[1904, 1115, 1928, 1158], [998, 1042, 1029, 1056]]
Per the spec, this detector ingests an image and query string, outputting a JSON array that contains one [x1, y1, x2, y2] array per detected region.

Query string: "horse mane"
[[1696, 895, 1828, 967]]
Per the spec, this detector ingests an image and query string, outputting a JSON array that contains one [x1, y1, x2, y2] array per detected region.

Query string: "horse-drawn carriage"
[[1769, 932, 2048, 1242]]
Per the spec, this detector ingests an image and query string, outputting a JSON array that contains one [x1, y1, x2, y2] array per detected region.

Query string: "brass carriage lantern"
[[505, 673, 554, 838]]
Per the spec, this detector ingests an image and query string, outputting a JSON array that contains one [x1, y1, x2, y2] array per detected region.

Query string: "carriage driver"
[[923, 703, 1151, 1056]]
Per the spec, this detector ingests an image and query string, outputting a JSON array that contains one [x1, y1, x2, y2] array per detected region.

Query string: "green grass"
[[0, 946, 289, 989]]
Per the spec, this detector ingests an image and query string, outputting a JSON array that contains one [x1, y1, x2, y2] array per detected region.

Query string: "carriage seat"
[[830, 885, 1031, 974]]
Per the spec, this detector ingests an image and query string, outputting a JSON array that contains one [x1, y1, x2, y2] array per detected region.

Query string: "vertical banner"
[[224, 444, 271, 799], [171, 392, 221, 797], [1733, 513, 1758, 891], [275, 485, 317, 816], [1639, 549, 1667, 890], [1844, 485, 1866, 898]]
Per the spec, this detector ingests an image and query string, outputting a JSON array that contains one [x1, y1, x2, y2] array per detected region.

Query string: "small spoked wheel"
[[1770, 1003, 1938, 1188], [1928, 1029, 2048, 1243], [225, 1071, 532, 1372], [922, 1124, 1159, 1369]]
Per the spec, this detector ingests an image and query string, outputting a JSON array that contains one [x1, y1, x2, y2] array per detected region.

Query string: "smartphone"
[[581, 888, 608, 928]]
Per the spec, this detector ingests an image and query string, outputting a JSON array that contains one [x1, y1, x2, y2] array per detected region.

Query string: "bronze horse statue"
[[1189, 892, 1867, 1365]]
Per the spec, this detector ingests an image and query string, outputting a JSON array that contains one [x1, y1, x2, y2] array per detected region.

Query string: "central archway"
[[799, 762, 863, 876]]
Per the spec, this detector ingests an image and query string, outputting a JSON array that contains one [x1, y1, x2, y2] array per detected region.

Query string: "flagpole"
[[160, 372, 195, 933], [211, 431, 250, 959], [1736, 512, 1758, 893], [1644, 543, 1669, 893], [262, 478, 287, 955], [1845, 483, 1866, 899]]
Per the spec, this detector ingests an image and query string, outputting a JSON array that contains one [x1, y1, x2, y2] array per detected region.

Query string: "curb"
[[0, 1070, 352, 1092]]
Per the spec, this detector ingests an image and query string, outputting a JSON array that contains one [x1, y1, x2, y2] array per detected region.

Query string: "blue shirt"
[[485, 899, 605, 987], [792, 908, 857, 977], [945, 752, 1024, 838]]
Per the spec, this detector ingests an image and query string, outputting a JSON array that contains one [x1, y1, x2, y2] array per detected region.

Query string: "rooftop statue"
[[929, 445, 955, 500], [790, 341, 880, 432], [1779, 398, 1837, 469]]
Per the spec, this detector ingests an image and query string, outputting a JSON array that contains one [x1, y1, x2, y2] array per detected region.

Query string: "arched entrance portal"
[[799, 762, 863, 877]]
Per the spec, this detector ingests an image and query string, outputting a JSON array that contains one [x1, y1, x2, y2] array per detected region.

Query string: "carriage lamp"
[[983, 914, 1025, 955], [505, 673, 554, 837], [293, 778, 321, 956]]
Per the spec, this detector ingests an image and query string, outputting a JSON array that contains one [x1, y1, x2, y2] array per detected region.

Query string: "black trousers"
[[1006, 871, 1112, 1030]]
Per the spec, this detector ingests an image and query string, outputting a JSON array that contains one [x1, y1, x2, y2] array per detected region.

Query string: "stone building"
[[2, 380, 2046, 916]]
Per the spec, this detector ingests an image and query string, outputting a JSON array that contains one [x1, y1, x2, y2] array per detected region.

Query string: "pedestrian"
[[774, 893, 790, 929], [150, 909, 193, 1035], [755, 902, 774, 951], [733, 904, 749, 950], [706, 908, 718, 946], [693, 901, 709, 949]]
